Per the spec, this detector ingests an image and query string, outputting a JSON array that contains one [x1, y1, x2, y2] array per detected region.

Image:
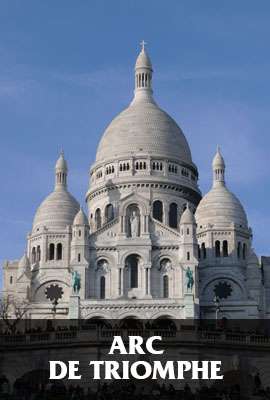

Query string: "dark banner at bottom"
[[1, 319, 270, 399]]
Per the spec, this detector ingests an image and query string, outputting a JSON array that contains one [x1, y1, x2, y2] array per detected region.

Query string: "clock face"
[[214, 281, 233, 299]]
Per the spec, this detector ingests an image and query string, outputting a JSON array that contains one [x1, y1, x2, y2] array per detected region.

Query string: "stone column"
[[144, 264, 152, 298], [69, 295, 80, 319]]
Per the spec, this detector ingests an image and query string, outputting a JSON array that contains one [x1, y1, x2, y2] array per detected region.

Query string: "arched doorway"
[[151, 317, 177, 330], [119, 317, 143, 330]]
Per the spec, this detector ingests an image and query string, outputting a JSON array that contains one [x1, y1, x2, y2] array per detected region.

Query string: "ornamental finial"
[[140, 40, 147, 51]]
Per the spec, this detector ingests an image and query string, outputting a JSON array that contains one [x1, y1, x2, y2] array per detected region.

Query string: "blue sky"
[[0, 1, 269, 287]]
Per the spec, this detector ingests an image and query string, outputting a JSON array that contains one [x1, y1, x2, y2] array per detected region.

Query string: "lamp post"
[[214, 296, 220, 328]]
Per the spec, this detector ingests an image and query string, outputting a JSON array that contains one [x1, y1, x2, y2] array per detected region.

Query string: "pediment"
[[150, 218, 180, 244], [90, 218, 120, 244]]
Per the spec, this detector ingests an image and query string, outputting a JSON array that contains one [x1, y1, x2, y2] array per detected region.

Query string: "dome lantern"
[[133, 40, 154, 103], [212, 146, 225, 188], [55, 151, 68, 190]]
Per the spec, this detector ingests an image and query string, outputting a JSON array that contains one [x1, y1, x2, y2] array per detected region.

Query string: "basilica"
[[2, 45, 270, 320]]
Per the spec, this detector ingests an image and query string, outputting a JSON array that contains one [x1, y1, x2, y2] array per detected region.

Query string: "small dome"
[[196, 185, 248, 228], [55, 152, 67, 171], [33, 154, 79, 231], [33, 190, 79, 231], [135, 48, 152, 70], [73, 207, 89, 226], [196, 148, 248, 229], [180, 204, 196, 224]]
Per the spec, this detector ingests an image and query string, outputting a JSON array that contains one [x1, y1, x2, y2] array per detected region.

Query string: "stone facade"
[[2, 45, 268, 320]]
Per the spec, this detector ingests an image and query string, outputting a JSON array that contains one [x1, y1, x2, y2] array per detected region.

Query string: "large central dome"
[[95, 46, 193, 166], [96, 100, 192, 163]]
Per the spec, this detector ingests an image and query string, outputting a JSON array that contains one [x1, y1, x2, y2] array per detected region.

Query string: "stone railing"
[[0, 328, 270, 347], [91, 217, 119, 237]]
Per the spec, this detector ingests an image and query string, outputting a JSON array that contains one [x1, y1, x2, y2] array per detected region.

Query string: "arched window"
[[163, 275, 169, 298], [198, 245, 201, 259], [10, 276, 13, 285], [105, 204, 114, 223], [237, 242, 241, 259], [126, 254, 139, 288], [187, 252, 190, 260], [56, 243, 62, 260], [37, 245, 41, 262], [215, 241, 221, 258], [49, 243, 55, 260], [153, 200, 163, 222], [169, 203, 178, 228], [95, 208, 102, 230], [223, 240, 228, 257], [202, 243, 206, 259], [31, 247, 36, 263], [78, 229, 81, 237], [243, 243, 247, 260], [78, 253, 81, 263], [100, 276, 106, 299]]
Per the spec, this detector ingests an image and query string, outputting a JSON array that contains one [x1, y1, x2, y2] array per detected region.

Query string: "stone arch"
[[152, 253, 178, 268], [105, 203, 114, 223], [119, 250, 145, 265], [118, 314, 143, 329], [84, 316, 112, 328], [33, 280, 69, 302], [83, 311, 110, 320], [119, 196, 149, 216], [96, 254, 114, 267], [201, 274, 247, 301], [95, 258, 111, 299], [151, 315, 177, 330], [150, 310, 180, 320]]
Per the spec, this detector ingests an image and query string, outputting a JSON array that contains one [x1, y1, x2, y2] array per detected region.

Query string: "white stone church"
[[3, 45, 270, 320]]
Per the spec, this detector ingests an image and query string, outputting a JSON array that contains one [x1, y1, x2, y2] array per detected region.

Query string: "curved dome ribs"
[[32, 153, 79, 231], [196, 148, 248, 229], [88, 44, 200, 205]]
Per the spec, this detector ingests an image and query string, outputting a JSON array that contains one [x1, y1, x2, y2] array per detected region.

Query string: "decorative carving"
[[97, 259, 110, 273], [184, 267, 194, 292], [160, 258, 173, 272], [214, 281, 232, 299], [130, 211, 140, 237], [71, 271, 81, 294], [45, 284, 63, 302]]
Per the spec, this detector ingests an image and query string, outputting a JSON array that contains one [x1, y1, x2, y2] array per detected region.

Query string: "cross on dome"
[[140, 40, 147, 50]]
